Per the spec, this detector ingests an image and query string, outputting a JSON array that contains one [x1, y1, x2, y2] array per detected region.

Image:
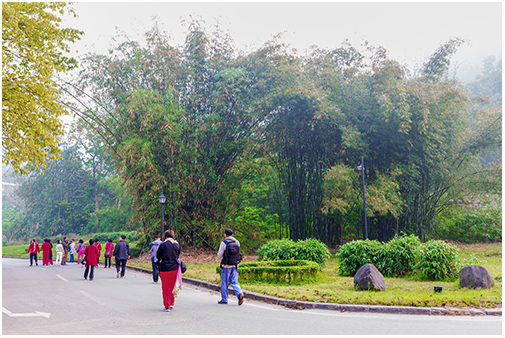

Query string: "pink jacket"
[[105, 242, 114, 257], [77, 243, 86, 254]]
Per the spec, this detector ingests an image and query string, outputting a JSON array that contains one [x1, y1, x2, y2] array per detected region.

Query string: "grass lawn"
[[5, 242, 501, 309]]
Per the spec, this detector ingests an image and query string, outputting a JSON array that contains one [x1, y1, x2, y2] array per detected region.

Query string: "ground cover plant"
[[216, 260, 320, 283], [126, 242, 502, 309]]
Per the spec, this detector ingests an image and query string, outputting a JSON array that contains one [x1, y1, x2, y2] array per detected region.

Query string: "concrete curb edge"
[[5, 256, 500, 316], [125, 264, 502, 316]]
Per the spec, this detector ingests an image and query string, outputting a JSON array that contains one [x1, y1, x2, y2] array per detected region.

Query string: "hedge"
[[216, 260, 320, 283]]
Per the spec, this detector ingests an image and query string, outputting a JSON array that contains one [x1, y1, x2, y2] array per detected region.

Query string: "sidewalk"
[[126, 264, 502, 316]]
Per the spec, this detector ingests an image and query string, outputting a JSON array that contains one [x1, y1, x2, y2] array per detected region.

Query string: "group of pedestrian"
[[148, 228, 244, 312], [28, 228, 245, 313]]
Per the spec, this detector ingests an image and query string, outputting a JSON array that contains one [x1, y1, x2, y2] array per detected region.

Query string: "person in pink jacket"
[[104, 239, 114, 268], [77, 239, 86, 266]]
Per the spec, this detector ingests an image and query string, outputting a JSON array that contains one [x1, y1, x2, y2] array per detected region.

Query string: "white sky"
[[61, 1, 502, 80]]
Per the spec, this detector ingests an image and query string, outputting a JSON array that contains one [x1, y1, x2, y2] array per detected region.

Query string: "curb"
[[4, 257, 501, 316], [125, 264, 502, 316]]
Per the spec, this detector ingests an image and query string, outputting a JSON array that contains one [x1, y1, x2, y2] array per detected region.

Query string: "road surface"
[[2, 258, 502, 335]]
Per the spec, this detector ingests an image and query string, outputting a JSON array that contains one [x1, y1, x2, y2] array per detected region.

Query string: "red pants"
[[160, 270, 178, 308], [42, 251, 50, 265]]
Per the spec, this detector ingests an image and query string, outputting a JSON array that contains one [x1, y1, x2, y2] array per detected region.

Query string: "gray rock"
[[459, 265, 495, 289], [354, 263, 385, 291]]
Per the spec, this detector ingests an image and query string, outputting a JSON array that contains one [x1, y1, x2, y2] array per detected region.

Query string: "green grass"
[[5, 242, 501, 308], [2, 244, 30, 257]]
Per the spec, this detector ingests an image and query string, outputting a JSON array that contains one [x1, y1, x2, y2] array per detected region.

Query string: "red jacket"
[[41, 242, 51, 253], [28, 242, 40, 254], [84, 245, 99, 267], [95, 243, 102, 258]]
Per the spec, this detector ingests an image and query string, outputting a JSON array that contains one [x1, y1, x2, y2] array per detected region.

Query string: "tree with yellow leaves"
[[2, 2, 82, 175]]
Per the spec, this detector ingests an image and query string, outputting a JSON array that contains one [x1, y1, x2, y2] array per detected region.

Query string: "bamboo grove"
[[59, 24, 501, 249]]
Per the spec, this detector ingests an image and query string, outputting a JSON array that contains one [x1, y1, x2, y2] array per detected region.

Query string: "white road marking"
[[2, 307, 51, 318], [79, 290, 106, 305], [56, 274, 68, 282]]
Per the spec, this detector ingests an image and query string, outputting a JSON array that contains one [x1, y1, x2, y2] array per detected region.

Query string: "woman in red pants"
[[41, 238, 51, 266], [156, 230, 182, 312]]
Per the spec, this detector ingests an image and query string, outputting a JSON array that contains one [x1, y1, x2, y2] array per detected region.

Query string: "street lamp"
[[354, 156, 368, 240], [159, 192, 166, 237]]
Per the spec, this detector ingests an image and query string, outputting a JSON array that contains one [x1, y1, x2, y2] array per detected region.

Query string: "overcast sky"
[[62, 1, 502, 81]]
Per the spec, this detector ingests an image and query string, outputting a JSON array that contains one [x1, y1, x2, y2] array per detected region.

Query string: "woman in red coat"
[[84, 238, 99, 281], [41, 239, 51, 266]]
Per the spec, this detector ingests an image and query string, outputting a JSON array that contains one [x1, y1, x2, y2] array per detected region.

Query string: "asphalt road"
[[2, 258, 502, 335]]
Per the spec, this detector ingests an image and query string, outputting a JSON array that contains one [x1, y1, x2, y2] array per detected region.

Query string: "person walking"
[[41, 239, 51, 266], [156, 230, 182, 312], [61, 237, 69, 265], [48, 239, 54, 265], [77, 239, 86, 265], [94, 238, 102, 267], [55, 240, 64, 265], [69, 239, 76, 263], [83, 238, 99, 281], [149, 235, 162, 283], [28, 239, 40, 266], [217, 229, 244, 306], [113, 235, 130, 278], [104, 239, 114, 268]]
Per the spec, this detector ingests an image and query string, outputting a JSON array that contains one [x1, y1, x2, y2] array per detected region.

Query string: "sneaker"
[[117, 272, 120, 278], [238, 294, 244, 306], [169, 306, 174, 310], [153, 281, 158, 284], [89, 278, 93, 281], [163, 308, 170, 312], [218, 301, 228, 305]]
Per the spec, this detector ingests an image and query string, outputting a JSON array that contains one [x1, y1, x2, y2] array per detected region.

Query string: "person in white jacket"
[[55, 240, 64, 265]]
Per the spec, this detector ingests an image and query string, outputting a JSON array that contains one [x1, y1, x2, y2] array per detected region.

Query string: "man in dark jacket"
[[113, 235, 130, 278]]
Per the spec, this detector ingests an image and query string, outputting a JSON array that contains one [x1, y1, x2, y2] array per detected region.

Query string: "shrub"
[[436, 195, 502, 243], [376, 234, 421, 277], [412, 240, 460, 281], [336, 239, 382, 276], [217, 260, 320, 283], [257, 238, 331, 266]]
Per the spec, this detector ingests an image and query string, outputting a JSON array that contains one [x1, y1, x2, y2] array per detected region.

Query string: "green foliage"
[[412, 240, 460, 281], [216, 260, 320, 283], [336, 239, 382, 276], [436, 195, 502, 243], [376, 234, 421, 277], [257, 238, 331, 266], [2, 2, 83, 175], [337, 235, 461, 281]]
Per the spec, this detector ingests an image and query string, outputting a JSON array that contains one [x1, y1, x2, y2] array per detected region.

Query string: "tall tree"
[[2, 2, 82, 175]]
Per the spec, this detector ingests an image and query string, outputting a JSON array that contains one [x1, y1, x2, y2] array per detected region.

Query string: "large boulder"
[[354, 263, 385, 291], [459, 265, 495, 289]]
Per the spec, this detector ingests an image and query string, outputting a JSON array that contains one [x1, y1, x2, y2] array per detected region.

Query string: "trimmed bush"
[[257, 238, 331, 266], [412, 240, 460, 281], [216, 260, 320, 283]]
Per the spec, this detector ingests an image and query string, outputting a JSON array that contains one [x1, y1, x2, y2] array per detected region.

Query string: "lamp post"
[[354, 157, 368, 240], [159, 193, 166, 237]]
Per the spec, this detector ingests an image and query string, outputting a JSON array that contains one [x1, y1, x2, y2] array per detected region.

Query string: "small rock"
[[459, 265, 495, 289], [354, 264, 385, 291]]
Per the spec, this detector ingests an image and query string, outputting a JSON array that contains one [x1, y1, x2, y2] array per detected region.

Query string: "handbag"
[[178, 259, 187, 273]]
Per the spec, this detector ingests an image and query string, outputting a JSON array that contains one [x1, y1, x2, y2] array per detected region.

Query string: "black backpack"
[[222, 239, 242, 266]]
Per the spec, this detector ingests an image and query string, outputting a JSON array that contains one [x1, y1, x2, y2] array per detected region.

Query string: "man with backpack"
[[217, 229, 244, 306], [149, 235, 162, 284]]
